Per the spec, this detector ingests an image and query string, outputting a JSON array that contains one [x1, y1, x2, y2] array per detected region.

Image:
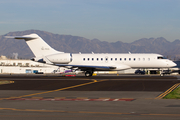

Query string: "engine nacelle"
[[46, 53, 72, 64], [31, 57, 45, 63]]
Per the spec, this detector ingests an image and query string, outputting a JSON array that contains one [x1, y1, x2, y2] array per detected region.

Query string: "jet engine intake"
[[31, 57, 45, 63]]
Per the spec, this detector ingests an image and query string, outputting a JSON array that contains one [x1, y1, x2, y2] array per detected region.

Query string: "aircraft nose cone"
[[169, 61, 177, 67]]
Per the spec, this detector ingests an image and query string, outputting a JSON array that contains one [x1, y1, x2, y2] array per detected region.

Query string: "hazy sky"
[[0, 0, 180, 42]]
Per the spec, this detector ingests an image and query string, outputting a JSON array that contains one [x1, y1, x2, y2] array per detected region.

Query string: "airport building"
[[0, 56, 60, 74]]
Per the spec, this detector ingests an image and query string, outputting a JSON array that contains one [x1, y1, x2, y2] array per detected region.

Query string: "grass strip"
[[164, 87, 180, 99]]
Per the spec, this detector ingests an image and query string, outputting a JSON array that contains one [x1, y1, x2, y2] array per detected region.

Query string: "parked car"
[[135, 70, 145, 75]]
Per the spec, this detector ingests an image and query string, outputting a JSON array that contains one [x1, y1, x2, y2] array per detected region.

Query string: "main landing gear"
[[85, 70, 94, 77], [159, 69, 172, 76]]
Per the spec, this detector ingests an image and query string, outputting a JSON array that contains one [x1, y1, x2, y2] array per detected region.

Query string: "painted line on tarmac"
[[7, 98, 135, 102], [39, 77, 95, 80], [0, 80, 14, 85], [0, 107, 180, 117], [155, 83, 180, 99], [0, 79, 105, 100]]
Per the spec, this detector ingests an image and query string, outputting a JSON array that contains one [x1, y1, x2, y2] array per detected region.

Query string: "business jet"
[[6, 34, 176, 77]]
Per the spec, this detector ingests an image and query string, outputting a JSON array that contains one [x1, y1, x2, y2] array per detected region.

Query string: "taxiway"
[[0, 74, 179, 120]]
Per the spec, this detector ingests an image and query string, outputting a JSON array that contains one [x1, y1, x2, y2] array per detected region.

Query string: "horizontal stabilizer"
[[5, 35, 37, 41]]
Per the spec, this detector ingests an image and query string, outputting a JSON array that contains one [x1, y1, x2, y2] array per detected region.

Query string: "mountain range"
[[1, 30, 180, 60]]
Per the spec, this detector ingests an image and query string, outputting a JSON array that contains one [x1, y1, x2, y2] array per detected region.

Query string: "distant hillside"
[[1, 29, 180, 59]]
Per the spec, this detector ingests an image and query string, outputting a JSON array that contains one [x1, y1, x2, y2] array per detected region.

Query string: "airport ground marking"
[[0, 107, 180, 117], [8, 98, 135, 101], [0, 80, 14, 85], [1, 79, 105, 100], [155, 83, 180, 99]]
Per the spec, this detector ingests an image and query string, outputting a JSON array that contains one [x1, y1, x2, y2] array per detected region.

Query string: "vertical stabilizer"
[[6, 34, 63, 57]]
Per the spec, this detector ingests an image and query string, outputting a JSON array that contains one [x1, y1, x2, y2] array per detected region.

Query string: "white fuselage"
[[50, 53, 176, 71]]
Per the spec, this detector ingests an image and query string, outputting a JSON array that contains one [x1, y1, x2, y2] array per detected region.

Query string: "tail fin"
[[6, 34, 62, 57]]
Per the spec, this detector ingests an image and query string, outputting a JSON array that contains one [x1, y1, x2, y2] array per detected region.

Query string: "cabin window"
[[101, 58, 103, 61], [120, 58, 122, 61], [83, 58, 85, 61], [87, 58, 89, 61], [92, 58, 94, 61], [134, 58, 136, 61], [115, 58, 117, 61], [129, 58, 131, 61], [106, 58, 108, 61], [124, 58, 126, 61], [97, 58, 99, 61], [148, 58, 150, 61], [111, 58, 113, 61]]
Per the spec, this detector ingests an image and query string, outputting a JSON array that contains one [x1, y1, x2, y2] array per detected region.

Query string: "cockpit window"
[[157, 56, 167, 59]]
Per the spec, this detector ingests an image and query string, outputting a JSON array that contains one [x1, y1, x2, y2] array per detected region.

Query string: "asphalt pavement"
[[0, 74, 179, 120]]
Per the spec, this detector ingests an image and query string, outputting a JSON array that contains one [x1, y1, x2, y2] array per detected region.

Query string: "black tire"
[[85, 71, 93, 77]]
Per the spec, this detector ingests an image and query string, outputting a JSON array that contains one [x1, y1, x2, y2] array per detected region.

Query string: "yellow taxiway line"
[[155, 83, 180, 99], [1, 79, 105, 100], [0, 80, 14, 85]]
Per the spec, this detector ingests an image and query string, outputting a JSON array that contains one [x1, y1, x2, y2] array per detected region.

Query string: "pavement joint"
[[0, 107, 180, 117]]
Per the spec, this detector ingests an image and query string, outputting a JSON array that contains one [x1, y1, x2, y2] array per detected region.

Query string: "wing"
[[56, 64, 131, 71]]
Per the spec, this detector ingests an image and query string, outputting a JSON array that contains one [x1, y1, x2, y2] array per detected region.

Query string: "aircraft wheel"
[[85, 71, 93, 77], [160, 73, 164, 76]]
